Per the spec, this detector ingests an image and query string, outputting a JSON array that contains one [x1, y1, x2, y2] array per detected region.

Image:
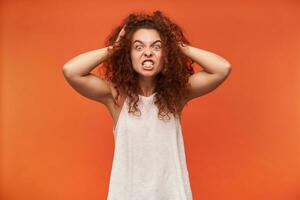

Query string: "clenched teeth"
[[142, 61, 154, 66]]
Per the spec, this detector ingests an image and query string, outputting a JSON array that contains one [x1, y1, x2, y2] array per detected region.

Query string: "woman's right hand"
[[107, 24, 126, 53], [114, 24, 126, 47]]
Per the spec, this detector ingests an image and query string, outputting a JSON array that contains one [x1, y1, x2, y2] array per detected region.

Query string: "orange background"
[[1, 0, 300, 200]]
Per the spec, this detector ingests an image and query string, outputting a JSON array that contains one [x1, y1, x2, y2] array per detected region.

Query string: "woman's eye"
[[135, 45, 161, 50], [154, 45, 161, 50]]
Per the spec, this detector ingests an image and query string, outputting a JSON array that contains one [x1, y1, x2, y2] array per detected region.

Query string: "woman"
[[62, 10, 231, 200]]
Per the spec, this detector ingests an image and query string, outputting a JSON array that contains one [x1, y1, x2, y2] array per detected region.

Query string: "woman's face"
[[130, 28, 164, 77]]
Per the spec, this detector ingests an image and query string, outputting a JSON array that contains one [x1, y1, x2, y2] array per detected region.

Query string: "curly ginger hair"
[[99, 10, 195, 121]]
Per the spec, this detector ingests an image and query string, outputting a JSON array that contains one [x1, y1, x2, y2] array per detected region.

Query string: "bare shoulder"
[[104, 81, 127, 125]]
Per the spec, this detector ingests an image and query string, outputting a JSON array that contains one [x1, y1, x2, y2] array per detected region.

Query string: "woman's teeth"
[[142, 61, 154, 69]]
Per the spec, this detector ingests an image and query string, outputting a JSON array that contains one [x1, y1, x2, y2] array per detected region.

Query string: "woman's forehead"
[[131, 29, 161, 43]]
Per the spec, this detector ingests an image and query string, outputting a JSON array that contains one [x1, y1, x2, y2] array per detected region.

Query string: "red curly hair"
[[99, 10, 195, 121]]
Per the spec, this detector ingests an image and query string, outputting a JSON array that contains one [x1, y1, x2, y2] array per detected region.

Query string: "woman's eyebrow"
[[133, 40, 162, 45]]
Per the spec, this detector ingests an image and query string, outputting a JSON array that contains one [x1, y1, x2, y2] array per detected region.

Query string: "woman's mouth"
[[142, 60, 155, 70]]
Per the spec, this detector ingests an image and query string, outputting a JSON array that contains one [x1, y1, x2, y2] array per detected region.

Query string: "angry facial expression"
[[130, 28, 164, 78]]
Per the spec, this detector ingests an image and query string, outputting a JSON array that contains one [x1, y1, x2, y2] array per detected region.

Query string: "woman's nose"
[[143, 49, 153, 56]]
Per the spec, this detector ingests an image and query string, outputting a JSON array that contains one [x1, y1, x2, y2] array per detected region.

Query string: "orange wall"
[[1, 0, 300, 199]]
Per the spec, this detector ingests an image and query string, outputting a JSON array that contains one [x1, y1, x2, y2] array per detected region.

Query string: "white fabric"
[[107, 92, 193, 200]]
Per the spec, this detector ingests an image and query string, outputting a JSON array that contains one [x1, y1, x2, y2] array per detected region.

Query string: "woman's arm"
[[62, 47, 113, 104], [179, 44, 231, 74], [62, 47, 112, 77], [62, 25, 126, 105], [179, 44, 232, 101]]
